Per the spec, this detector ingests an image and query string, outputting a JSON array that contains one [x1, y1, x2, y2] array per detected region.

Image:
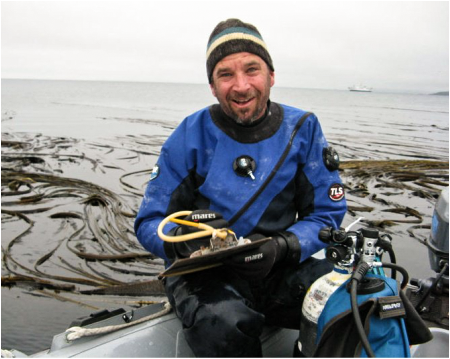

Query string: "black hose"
[[386, 247, 397, 279], [350, 279, 376, 357], [349, 261, 409, 358], [380, 262, 409, 289], [350, 262, 376, 358], [379, 234, 397, 279]]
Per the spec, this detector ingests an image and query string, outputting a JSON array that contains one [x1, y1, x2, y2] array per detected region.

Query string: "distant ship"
[[348, 84, 372, 92]]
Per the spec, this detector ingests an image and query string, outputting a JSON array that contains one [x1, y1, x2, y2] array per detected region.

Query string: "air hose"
[[379, 234, 397, 280], [377, 262, 409, 289], [157, 210, 233, 242], [350, 261, 410, 358], [350, 262, 376, 358]]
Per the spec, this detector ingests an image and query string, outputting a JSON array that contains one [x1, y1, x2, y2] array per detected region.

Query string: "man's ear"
[[210, 83, 217, 97], [270, 71, 275, 87]]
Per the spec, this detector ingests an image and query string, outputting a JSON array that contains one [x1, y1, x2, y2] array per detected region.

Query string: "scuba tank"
[[297, 219, 432, 357], [299, 265, 352, 356], [299, 224, 356, 356], [314, 271, 411, 357]]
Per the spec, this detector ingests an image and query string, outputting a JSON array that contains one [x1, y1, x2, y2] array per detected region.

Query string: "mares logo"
[[191, 213, 217, 221], [329, 183, 345, 201], [245, 253, 263, 262]]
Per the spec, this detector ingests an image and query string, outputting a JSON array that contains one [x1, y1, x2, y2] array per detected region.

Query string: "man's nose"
[[233, 72, 251, 92]]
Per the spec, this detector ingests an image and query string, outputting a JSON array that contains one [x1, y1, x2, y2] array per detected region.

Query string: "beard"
[[229, 96, 269, 125]]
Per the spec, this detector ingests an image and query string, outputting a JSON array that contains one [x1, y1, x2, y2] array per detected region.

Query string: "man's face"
[[210, 52, 275, 125]]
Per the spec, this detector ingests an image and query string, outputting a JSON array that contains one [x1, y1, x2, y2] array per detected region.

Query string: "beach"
[[1, 79, 448, 354]]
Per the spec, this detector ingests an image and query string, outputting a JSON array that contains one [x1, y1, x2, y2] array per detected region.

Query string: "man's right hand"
[[163, 210, 229, 261]]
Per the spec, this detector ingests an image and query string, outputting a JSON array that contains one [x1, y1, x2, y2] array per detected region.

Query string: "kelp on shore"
[[1, 132, 448, 299]]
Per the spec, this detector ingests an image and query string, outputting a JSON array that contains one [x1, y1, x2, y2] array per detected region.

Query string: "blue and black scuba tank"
[[299, 265, 352, 356], [298, 224, 433, 358], [314, 273, 410, 357]]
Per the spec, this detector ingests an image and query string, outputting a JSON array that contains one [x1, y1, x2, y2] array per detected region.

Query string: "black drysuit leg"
[[165, 268, 264, 357], [164, 258, 333, 357]]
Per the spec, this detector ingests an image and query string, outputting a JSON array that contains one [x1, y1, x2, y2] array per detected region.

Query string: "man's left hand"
[[223, 235, 284, 280]]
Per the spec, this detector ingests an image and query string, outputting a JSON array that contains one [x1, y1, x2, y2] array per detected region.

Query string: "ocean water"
[[1, 79, 449, 355], [2, 79, 448, 161]]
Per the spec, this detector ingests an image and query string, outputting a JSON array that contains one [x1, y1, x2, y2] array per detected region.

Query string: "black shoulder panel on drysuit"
[[250, 164, 315, 236], [166, 168, 208, 215], [252, 177, 297, 235], [294, 165, 315, 220]]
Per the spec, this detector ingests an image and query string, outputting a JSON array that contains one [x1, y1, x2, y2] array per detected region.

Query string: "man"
[[135, 18, 346, 357]]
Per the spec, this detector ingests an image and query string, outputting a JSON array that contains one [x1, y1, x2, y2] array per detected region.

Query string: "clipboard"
[[159, 237, 271, 278]]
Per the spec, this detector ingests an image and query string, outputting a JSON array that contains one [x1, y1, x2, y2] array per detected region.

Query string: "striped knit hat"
[[206, 19, 274, 83]]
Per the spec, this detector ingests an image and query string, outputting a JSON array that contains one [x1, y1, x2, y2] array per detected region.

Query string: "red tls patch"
[[329, 183, 345, 201]]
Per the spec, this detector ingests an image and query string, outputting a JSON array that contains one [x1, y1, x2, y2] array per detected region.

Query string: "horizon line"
[[2, 77, 448, 96]]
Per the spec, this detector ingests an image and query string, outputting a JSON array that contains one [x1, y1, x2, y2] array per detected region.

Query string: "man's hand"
[[163, 210, 228, 261], [223, 232, 301, 280]]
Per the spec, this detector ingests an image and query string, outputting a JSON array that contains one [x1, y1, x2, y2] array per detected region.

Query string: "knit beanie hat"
[[206, 18, 274, 83]]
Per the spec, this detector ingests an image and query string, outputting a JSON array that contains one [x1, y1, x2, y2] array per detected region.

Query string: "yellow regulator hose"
[[157, 211, 230, 243]]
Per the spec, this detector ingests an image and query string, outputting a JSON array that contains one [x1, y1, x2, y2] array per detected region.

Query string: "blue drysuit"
[[134, 101, 347, 357], [135, 101, 346, 263]]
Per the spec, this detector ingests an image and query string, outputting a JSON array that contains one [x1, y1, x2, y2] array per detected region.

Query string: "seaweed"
[[1, 133, 448, 298], [340, 159, 448, 232]]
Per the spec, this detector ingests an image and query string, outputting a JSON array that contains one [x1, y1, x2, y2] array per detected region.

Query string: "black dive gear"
[[322, 146, 340, 171], [233, 155, 257, 180], [301, 225, 433, 357], [224, 231, 301, 280]]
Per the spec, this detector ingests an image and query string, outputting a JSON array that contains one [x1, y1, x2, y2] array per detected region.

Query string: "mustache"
[[229, 93, 256, 102]]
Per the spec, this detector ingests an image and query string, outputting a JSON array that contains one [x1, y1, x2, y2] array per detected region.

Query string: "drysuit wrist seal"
[[276, 231, 301, 264], [162, 227, 180, 263]]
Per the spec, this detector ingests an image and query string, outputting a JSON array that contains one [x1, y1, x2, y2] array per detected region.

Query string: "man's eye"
[[247, 67, 258, 73]]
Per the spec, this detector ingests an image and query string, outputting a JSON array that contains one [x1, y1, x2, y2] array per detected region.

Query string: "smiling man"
[[135, 19, 347, 357]]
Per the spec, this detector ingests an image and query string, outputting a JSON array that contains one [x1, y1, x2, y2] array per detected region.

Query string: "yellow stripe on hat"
[[206, 33, 269, 59]]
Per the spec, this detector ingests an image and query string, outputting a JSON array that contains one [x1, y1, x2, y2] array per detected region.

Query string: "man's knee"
[[183, 296, 264, 357]]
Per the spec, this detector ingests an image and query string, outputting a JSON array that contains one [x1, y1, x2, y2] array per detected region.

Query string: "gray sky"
[[2, 0, 449, 93]]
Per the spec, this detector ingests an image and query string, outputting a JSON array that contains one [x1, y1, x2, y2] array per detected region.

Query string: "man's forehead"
[[214, 52, 265, 70]]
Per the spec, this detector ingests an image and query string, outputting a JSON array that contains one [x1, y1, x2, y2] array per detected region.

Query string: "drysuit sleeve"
[[134, 120, 194, 262], [286, 115, 347, 262]]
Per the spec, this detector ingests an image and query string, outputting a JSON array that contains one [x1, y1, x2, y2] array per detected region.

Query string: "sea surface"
[[1, 79, 449, 355]]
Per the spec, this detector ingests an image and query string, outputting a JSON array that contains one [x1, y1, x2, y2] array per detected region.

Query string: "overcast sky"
[[2, 0, 449, 93]]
